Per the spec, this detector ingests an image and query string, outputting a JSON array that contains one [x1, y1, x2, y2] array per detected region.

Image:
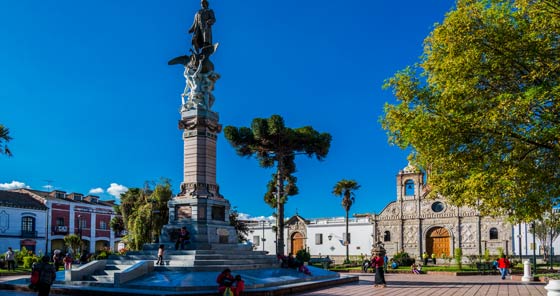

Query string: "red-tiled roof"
[[0, 190, 48, 210]]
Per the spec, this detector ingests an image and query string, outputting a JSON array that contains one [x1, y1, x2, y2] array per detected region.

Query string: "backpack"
[[222, 287, 234, 296], [30, 270, 40, 285]]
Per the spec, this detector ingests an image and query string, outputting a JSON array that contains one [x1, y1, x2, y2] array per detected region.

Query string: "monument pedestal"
[[160, 108, 237, 248]]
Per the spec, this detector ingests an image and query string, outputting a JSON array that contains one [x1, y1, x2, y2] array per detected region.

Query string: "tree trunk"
[[276, 163, 285, 255], [345, 210, 349, 263]]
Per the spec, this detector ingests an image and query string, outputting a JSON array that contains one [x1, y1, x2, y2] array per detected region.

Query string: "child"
[[63, 253, 73, 270], [411, 263, 420, 274], [156, 244, 165, 266], [234, 275, 245, 296]]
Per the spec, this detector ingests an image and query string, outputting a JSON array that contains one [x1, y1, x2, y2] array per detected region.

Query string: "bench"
[[476, 262, 497, 274], [309, 257, 333, 269]]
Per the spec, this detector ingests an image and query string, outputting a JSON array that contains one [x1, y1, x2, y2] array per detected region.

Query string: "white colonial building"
[[0, 190, 49, 254]]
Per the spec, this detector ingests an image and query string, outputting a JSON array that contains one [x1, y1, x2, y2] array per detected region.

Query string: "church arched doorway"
[[426, 227, 450, 258], [291, 232, 304, 254]]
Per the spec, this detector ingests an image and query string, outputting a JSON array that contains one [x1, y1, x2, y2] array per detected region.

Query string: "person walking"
[[32, 255, 56, 296], [431, 253, 437, 265], [63, 254, 73, 270], [5, 247, 15, 271], [156, 244, 165, 266], [497, 254, 510, 280], [422, 251, 429, 265], [371, 254, 387, 288]]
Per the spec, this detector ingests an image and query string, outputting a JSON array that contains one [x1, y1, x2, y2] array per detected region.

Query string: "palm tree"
[[225, 115, 331, 255], [0, 124, 12, 156], [332, 179, 360, 264]]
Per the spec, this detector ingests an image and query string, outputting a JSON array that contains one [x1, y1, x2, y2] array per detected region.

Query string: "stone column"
[[163, 108, 237, 248]]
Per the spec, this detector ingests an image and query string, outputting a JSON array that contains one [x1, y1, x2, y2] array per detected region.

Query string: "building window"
[[100, 220, 108, 230], [315, 233, 323, 245], [343, 233, 351, 244], [56, 217, 65, 226], [489, 227, 499, 240], [79, 218, 87, 229], [431, 201, 445, 213], [253, 235, 260, 246], [384, 231, 391, 242], [405, 180, 415, 196], [22, 216, 35, 232]]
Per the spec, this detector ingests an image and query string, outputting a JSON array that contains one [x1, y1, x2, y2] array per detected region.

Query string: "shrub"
[[297, 249, 310, 262], [296, 249, 311, 263], [95, 251, 108, 260], [483, 249, 491, 262], [454, 248, 463, 269], [23, 256, 39, 269], [393, 252, 415, 266]]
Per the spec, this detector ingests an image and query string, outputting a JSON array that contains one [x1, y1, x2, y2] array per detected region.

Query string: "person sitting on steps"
[[175, 227, 191, 250]]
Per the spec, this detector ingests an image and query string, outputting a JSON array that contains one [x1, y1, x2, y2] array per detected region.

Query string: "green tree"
[[117, 179, 172, 250], [381, 0, 560, 222], [229, 207, 250, 243], [0, 124, 12, 156], [64, 234, 82, 255], [332, 179, 360, 264], [110, 215, 125, 236], [224, 115, 331, 255], [529, 210, 560, 262]]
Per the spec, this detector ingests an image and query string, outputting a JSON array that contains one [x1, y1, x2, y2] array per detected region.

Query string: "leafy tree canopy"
[[381, 0, 560, 222], [118, 179, 172, 250]]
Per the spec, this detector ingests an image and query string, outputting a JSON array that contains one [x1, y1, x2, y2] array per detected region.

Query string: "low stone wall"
[[64, 261, 106, 281], [114, 260, 154, 287]]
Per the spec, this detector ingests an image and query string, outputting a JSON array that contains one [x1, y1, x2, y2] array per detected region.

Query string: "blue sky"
[[0, 0, 454, 219]]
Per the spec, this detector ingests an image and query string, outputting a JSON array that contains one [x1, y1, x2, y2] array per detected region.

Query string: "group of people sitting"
[[411, 263, 423, 274], [277, 253, 312, 275], [216, 268, 244, 296]]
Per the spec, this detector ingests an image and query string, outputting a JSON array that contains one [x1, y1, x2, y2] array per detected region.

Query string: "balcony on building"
[[53, 225, 69, 235], [21, 230, 38, 238]]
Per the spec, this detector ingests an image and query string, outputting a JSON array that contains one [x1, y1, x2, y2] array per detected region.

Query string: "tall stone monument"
[[163, 0, 237, 248]]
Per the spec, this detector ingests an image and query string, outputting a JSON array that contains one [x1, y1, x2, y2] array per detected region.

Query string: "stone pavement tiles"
[[294, 274, 547, 296]]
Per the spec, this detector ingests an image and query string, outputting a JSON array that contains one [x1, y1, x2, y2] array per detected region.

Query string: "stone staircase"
[[89, 264, 127, 284], [118, 243, 279, 272], [62, 243, 279, 288]]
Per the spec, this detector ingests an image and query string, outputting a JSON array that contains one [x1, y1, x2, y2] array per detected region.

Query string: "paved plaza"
[[0, 273, 549, 296], [295, 274, 547, 296]]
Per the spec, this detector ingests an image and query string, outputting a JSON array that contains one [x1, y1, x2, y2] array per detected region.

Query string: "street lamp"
[[77, 214, 83, 254], [531, 222, 537, 275], [517, 233, 523, 264], [261, 220, 266, 252]]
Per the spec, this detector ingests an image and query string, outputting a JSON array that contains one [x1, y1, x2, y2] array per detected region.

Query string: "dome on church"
[[402, 162, 418, 174]]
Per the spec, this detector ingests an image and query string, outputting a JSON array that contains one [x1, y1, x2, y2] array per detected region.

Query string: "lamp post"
[[517, 233, 523, 263], [77, 214, 82, 254], [531, 222, 537, 275], [261, 220, 266, 251]]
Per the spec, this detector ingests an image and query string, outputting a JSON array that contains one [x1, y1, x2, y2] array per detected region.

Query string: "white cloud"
[[107, 183, 128, 199], [0, 181, 30, 190], [237, 213, 275, 221], [88, 187, 104, 194]]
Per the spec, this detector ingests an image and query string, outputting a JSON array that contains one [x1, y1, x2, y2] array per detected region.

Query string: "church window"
[[431, 201, 445, 213], [404, 180, 415, 196], [489, 228, 498, 240], [383, 231, 391, 242]]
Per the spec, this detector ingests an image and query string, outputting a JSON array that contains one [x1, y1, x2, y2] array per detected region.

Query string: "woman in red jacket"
[[497, 255, 510, 280]]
